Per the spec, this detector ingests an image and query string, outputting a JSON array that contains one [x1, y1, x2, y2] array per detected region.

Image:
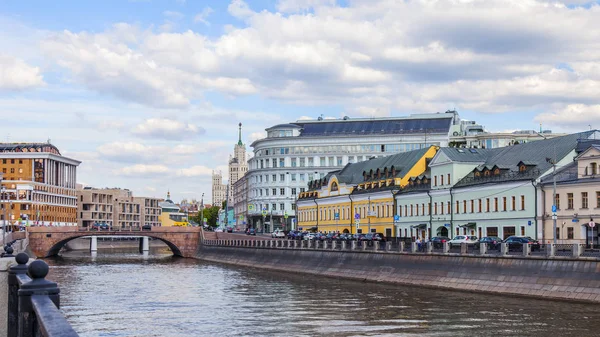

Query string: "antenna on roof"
[[47, 137, 51, 144]]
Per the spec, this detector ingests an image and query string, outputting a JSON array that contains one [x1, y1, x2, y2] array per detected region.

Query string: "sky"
[[1, 0, 600, 203]]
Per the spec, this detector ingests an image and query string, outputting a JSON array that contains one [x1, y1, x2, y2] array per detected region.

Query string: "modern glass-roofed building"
[[244, 110, 466, 232]]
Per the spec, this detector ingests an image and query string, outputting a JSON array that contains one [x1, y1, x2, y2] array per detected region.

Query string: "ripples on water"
[[45, 249, 599, 337]]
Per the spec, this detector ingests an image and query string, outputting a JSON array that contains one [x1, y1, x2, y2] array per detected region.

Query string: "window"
[[292, 188, 297, 195], [597, 192, 600, 208], [299, 158, 305, 167], [291, 204, 296, 211], [272, 174, 277, 181], [502, 197, 507, 211], [291, 174, 297, 181], [259, 176, 263, 183], [447, 202, 451, 214], [308, 158, 314, 166], [272, 159, 277, 168], [280, 188, 285, 195], [556, 227, 560, 240], [260, 190, 263, 196], [456, 201, 460, 214], [434, 176, 438, 186], [280, 203, 285, 211], [10, 168, 14, 173], [280, 174, 285, 181], [265, 175, 269, 182], [567, 227, 574, 239], [279, 158, 285, 167], [265, 189, 269, 196], [486, 198, 490, 212], [582, 192, 588, 209], [434, 203, 437, 215], [494, 198, 498, 212], [441, 175, 444, 185], [300, 174, 305, 181], [300, 188, 305, 193], [478, 199, 482, 213], [320, 157, 326, 166], [520, 195, 525, 210], [337, 157, 343, 166], [470, 200, 474, 213], [567, 193, 573, 209], [592, 163, 597, 175], [272, 203, 276, 211], [447, 174, 450, 184], [463, 200, 467, 213]]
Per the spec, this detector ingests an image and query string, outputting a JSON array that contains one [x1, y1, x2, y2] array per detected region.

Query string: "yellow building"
[[158, 192, 189, 227], [297, 146, 438, 236]]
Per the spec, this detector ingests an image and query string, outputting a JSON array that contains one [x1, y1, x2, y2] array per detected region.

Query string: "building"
[[232, 174, 248, 229], [539, 142, 600, 245], [449, 123, 566, 149], [297, 146, 438, 235], [0, 143, 80, 226], [395, 131, 599, 241], [134, 196, 161, 227], [228, 123, 248, 201], [77, 186, 161, 228], [158, 192, 188, 226], [246, 111, 464, 232], [211, 170, 226, 207]]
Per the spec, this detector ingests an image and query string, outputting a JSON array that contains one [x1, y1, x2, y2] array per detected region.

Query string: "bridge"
[[27, 226, 203, 258]]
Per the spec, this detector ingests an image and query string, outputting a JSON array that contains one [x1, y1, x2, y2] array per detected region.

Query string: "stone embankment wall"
[[65, 238, 168, 250], [197, 245, 600, 304]]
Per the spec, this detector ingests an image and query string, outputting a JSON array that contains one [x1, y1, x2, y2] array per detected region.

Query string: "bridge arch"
[[27, 227, 202, 258]]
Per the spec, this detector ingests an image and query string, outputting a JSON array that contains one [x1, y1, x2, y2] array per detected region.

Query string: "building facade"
[[158, 192, 188, 226], [0, 143, 80, 226], [297, 146, 438, 235], [228, 123, 248, 201], [232, 174, 248, 229], [77, 186, 161, 228], [211, 170, 226, 207], [395, 131, 599, 241], [246, 112, 463, 232], [539, 144, 600, 245]]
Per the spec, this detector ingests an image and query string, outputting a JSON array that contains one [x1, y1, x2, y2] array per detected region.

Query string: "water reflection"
[[46, 250, 600, 337]]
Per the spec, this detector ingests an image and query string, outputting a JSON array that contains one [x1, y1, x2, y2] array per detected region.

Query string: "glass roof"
[[298, 118, 452, 137]]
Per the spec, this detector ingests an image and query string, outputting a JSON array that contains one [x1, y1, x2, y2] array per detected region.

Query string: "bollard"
[[411, 242, 417, 253], [572, 243, 583, 257], [500, 243, 509, 255], [479, 242, 487, 255], [399, 241, 405, 253], [460, 243, 468, 255], [426, 241, 433, 254], [361, 241, 367, 251], [351, 241, 357, 250], [341, 241, 347, 250], [546, 243, 555, 257], [332, 241, 337, 250], [374, 241, 380, 251], [8, 253, 29, 337], [308, 240, 313, 249], [3, 245, 14, 258], [523, 243, 531, 256], [385, 241, 392, 252], [294, 240, 298, 249], [442, 242, 450, 254], [323, 241, 328, 250]]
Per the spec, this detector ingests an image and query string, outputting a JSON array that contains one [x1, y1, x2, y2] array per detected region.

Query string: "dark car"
[[337, 233, 353, 242], [325, 233, 338, 241], [314, 233, 327, 241], [430, 236, 450, 249], [91, 223, 111, 231], [352, 233, 364, 241], [226, 227, 233, 233], [246, 228, 256, 236], [142, 224, 152, 231], [504, 236, 540, 251], [474, 236, 503, 250]]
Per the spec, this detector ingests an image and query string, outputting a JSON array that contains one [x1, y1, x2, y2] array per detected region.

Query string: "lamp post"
[[368, 196, 371, 233], [200, 193, 204, 228], [2, 186, 5, 244]]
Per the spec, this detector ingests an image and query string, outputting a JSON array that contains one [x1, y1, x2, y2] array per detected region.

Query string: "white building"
[[211, 170, 226, 207], [244, 111, 464, 232]]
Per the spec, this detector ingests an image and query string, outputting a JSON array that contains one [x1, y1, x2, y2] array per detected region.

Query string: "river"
[[46, 249, 600, 337]]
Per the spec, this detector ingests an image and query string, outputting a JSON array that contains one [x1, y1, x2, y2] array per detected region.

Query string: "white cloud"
[[177, 165, 212, 177], [0, 55, 44, 90], [276, 0, 336, 13], [98, 142, 153, 163], [249, 131, 267, 142], [535, 104, 600, 130], [194, 7, 214, 26], [228, 0, 254, 20], [115, 164, 170, 176], [131, 118, 205, 140]]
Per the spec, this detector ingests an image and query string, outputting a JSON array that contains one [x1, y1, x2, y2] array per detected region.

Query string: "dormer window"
[[384, 168, 389, 178], [331, 182, 339, 192], [474, 171, 481, 178], [493, 168, 500, 175], [519, 165, 527, 173], [484, 170, 491, 177], [376, 169, 381, 179]]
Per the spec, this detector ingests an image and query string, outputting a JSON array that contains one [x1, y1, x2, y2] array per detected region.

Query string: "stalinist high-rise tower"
[[228, 123, 248, 201]]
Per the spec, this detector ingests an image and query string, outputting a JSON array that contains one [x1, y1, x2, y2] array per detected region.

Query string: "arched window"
[[493, 168, 500, 175], [484, 169, 491, 176], [331, 181, 339, 192], [519, 165, 527, 172]]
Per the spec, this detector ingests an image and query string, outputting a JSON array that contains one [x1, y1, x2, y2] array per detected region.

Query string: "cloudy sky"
[[1, 0, 600, 203]]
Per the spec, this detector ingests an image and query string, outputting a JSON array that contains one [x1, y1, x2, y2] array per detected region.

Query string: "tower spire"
[[237, 122, 243, 146]]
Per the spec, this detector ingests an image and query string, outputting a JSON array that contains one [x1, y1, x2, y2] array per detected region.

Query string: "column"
[[142, 236, 149, 252], [90, 236, 98, 252]]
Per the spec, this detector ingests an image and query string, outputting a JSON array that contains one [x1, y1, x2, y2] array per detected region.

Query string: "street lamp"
[[200, 193, 204, 228], [1, 186, 5, 244], [546, 157, 557, 244]]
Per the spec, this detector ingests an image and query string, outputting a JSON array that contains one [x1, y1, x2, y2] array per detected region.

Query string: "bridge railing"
[[7, 253, 78, 337]]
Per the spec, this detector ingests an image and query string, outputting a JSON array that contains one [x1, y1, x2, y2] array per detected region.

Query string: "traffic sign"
[[284, 212, 288, 219], [355, 213, 360, 220], [527, 220, 532, 226], [552, 214, 557, 220], [552, 205, 557, 213], [393, 215, 400, 222], [334, 213, 339, 220], [203, 217, 207, 222], [354, 219, 360, 225], [239, 215, 244, 220], [590, 221, 596, 228], [262, 210, 267, 216]]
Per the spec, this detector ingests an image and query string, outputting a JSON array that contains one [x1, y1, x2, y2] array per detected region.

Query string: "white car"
[[448, 235, 478, 248], [303, 233, 316, 241], [271, 229, 285, 238]]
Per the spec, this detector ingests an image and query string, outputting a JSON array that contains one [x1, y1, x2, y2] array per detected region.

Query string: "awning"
[[459, 222, 476, 228], [410, 223, 428, 229]]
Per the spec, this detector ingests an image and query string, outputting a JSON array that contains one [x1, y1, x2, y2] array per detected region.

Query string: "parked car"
[[287, 230, 298, 240], [504, 236, 541, 251], [303, 233, 316, 241], [226, 227, 233, 233], [474, 236, 503, 250], [448, 235, 478, 248], [91, 223, 111, 231], [352, 233, 364, 241], [337, 233, 353, 242], [246, 228, 256, 236], [430, 236, 450, 249], [325, 233, 338, 241], [271, 229, 286, 238], [142, 224, 152, 231], [314, 233, 327, 241]]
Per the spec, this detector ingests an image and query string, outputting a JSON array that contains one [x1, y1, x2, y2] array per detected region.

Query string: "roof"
[[454, 131, 597, 188], [0, 143, 61, 155], [294, 117, 453, 137], [436, 147, 492, 163], [319, 147, 431, 187], [266, 123, 302, 130]]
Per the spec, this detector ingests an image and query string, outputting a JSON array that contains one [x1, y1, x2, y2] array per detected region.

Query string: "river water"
[[46, 249, 600, 337]]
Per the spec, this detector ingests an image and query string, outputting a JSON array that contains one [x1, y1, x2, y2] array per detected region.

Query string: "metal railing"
[[7, 253, 79, 337], [204, 239, 600, 260]]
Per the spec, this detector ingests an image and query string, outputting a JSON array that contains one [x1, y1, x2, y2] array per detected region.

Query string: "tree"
[[191, 205, 220, 227]]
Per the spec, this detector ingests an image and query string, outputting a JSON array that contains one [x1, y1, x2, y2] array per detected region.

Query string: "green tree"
[[192, 206, 220, 227]]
